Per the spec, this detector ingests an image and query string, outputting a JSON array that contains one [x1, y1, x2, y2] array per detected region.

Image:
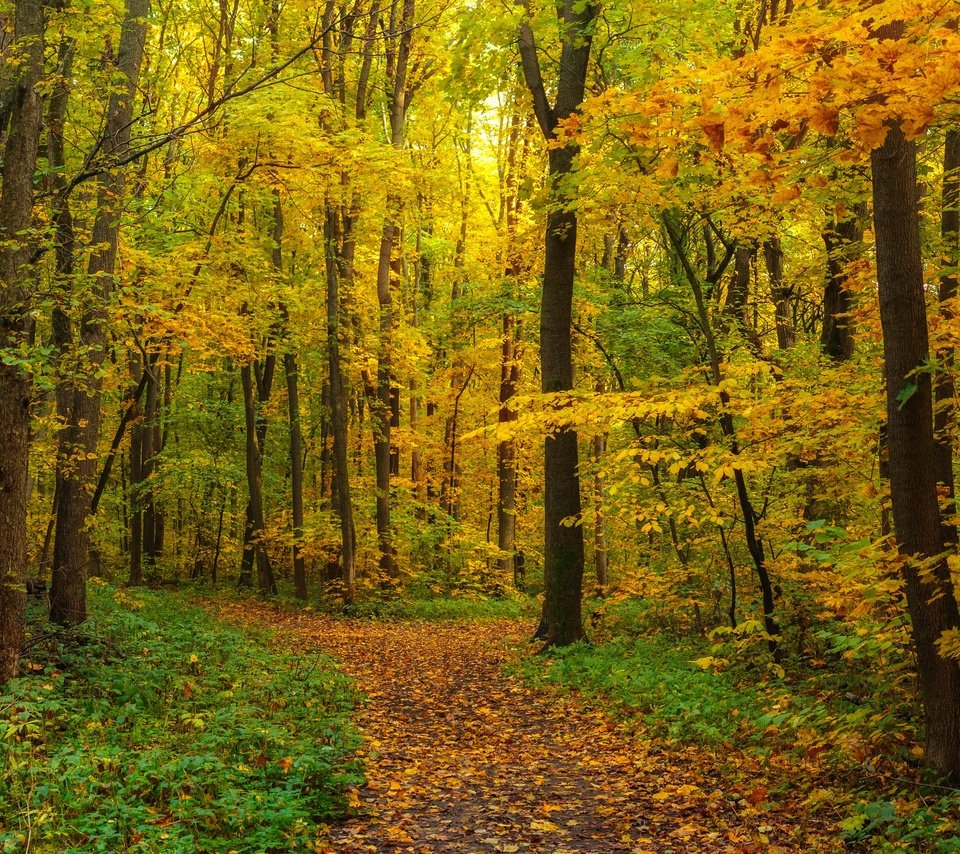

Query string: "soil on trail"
[[207, 603, 839, 853]]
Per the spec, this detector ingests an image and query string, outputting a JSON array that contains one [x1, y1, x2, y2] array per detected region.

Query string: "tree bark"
[[518, 0, 597, 645], [240, 362, 277, 595], [763, 237, 795, 349], [498, 313, 521, 585], [372, 0, 414, 578], [51, 0, 149, 626], [0, 0, 44, 685], [872, 118, 960, 778], [326, 208, 356, 600], [934, 128, 960, 546], [821, 206, 863, 362]]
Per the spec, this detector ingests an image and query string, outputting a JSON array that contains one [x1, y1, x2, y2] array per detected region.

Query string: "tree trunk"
[[872, 118, 960, 778], [518, 0, 597, 645], [374, 219, 397, 577], [592, 432, 609, 591], [764, 237, 795, 349], [498, 313, 521, 584], [241, 363, 277, 595], [821, 207, 863, 362], [372, 0, 414, 579], [0, 0, 43, 685], [326, 208, 356, 600], [51, 0, 149, 626], [934, 128, 960, 546]]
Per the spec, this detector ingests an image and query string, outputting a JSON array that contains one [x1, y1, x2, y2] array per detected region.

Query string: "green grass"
[[516, 635, 769, 746], [0, 583, 361, 853], [337, 592, 538, 622]]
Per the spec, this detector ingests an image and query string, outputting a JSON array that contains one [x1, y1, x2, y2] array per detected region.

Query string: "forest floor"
[[205, 600, 843, 853]]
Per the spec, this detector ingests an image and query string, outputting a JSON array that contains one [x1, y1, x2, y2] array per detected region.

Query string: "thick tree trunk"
[[872, 119, 960, 778], [540, 145, 586, 645], [518, 0, 597, 645], [51, 0, 148, 626], [0, 0, 43, 685]]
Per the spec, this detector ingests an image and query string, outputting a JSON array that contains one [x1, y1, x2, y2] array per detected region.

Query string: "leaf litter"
[[205, 600, 840, 853]]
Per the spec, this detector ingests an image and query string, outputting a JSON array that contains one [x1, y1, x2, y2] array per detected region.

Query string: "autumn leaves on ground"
[[210, 599, 837, 853]]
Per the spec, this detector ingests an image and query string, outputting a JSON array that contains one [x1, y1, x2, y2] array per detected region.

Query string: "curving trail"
[[206, 601, 839, 853]]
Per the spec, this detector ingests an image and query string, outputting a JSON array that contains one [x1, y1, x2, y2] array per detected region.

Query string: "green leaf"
[[896, 382, 918, 410]]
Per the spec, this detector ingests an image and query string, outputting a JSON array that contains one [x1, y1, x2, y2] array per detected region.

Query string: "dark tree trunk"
[[239, 350, 275, 587], [872, 118, 960, 778], [272, 192, 307, 600], [285, 349, 307, 599], [518, 0, 597, 645], [240, 363, 277, 595], [498, 314, 521, 584], [0, 0, 43, 685], [374, 219, 396, 577], [372, 0, 414, 579], [821, 207, 864, 362], [141, 364, 160, 582], [764, 237, 795, 349], [934, 128, 960, 546], [326, 208, 356, 600], [592, 431, 609, 591]]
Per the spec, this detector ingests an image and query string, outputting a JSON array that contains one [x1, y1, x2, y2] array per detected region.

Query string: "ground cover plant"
[[0, 583, 360, 853]]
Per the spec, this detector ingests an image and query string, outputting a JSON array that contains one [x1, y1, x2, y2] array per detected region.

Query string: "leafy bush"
[[0, 583, 361, 852]]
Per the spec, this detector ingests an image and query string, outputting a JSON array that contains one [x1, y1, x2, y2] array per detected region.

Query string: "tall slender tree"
[[518, 0, 599, 644]]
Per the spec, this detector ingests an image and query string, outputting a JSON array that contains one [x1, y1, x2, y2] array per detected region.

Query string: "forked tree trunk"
[[872, 117, 960, 778], [518, 0, 597, 645]]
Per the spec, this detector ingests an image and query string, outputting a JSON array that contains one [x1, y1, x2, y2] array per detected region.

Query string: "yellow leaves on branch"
[[566, 0, 960, 216]]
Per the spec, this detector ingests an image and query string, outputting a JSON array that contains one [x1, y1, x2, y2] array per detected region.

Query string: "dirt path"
[[208, 603, 839, 853]]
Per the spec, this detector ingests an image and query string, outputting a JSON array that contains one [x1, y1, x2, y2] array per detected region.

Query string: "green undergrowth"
[[517, 634, 769, 746], [0, 582, 361, 853], [335, 592, 538, 622], [195, 580, 538, 623]]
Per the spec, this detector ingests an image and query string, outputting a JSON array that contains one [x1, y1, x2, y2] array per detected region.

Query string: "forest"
[[2, 0, 960, 849]]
